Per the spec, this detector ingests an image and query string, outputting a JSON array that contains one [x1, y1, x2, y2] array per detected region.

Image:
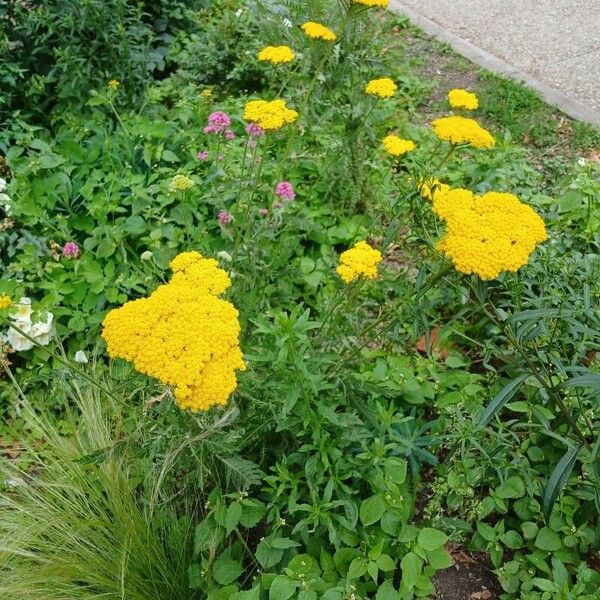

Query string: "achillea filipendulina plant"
[[365, 77, 397, 98], [102, 251, 246, 412], [353, 0, 389, 7], [448, 88, 479, 110], [383, 135, 416, 157], [258, 45, 295, 64], [337, 241, 382, 283], [431, 115, 495, 148], [432, 188, 547, 280], [301, 21, 337, 41], [243, 99, 298, 131]]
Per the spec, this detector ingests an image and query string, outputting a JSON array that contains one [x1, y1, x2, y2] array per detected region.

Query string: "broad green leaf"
[[348, 558, 368, 579], [269, 575, 297, 600], [561, 374, 600, 389], [501, 530, 524, 549], [376, 580, 399, 600], [417, 528, 448, 551], [270, 537, 300, 549], [476, 521, 496, 542], [478, 374, 528, 426], [377, 554, 396, 571], [542, 445, 580, 521], [496, 476, 525, 499], [226, 502, 242, 535], [360, 495, 386, 526], [385, 457, 407, 485], [212, 556, 243, 585], [426, 546, 453, 570], [535, 527, 562, 552], [400, 552, 422, 589]]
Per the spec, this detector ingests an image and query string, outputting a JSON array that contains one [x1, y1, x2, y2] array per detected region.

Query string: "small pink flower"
[[225, 129, 236, 140], [207, 111, 231, 133], [275, 181, 295, 201], [203, 125, 217, 134], [259, 208, 269, 216], [246, 123, 264, 137], [62, 241, 80, 259], [218, 210, 233, 225], [197, 150, 209, 160]]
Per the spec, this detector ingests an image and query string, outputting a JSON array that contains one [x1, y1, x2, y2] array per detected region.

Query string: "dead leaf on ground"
[[415, 325, 450, 359], [470, 591, 492, 600], [446, 543, 477, 565]]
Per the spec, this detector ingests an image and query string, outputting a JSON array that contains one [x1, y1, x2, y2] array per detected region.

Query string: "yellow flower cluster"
[[169, 174, 195, 192], [301, 21, 337, 42], [353, 0, 389, 6], [432, 188, 547, 280], [383, 135, 416, 157], [418, 177, 450, 201], [448, 89, 479, 110], [337, 241, 382, 284], [243, 99, 298, 131], [365, 78, 397, 98], [0, 294, 12, 309], [107, 79, 120, 90], [102, 251, 246, 412], [432, 116, 495, 148], [258, 45, 296, 64]]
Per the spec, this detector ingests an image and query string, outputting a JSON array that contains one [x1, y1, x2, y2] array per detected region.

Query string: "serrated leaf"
[[212, 556, 243, 585], [535, 527, 562, 551], [269, 575, 297, 600], [376, 580, 399, 600], [226, 502, 242, 535], [417, 528, 448, 551], [360, 495, 386, 526], [400, 552, 422, 589], [542, 445, 580, 521]]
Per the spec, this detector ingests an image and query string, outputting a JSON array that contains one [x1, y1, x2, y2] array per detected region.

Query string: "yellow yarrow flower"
[[383, 135, 416, 157], [353, 0, 388, 6], [258, 45, 295, 64], [243, 98, 298, 131], [448, 89, 479, 110], [337, 241, 382, 284], [201, 89, 213, 98], [107, 79, 120, 90], [169, 174, 195, 192], [432, 188, 547, 280], [102, 251, 246, 412], [0, 294, 12, 309], [365, 78, 397, 98], [432, 116, 495, 148], [301, 21, 337, 42]]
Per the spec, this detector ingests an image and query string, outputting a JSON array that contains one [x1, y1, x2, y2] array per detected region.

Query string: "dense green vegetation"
[[1, 1, 598, 599]]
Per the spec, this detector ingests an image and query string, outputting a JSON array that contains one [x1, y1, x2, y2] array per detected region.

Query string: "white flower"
[[74, 350, 88, 364], [140, 250, 154, 261], [30, 312, 53, 346], [0, 193, 10, 215], [11, 297, 32, 323], [577, 158, 587, 167], [282, 18, 293, 28], [235, 8, 243, 17], [0, 178, 6, 192], [7, 320, 34, 351]]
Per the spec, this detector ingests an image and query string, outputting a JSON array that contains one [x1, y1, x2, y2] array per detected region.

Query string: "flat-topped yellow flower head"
[[432, 188, 547, 280], [353, 0, 388, 7], [243, 99, 298, 131], [432, 116, 494, 148], [365, 78, 397, 98], [337, 241, 382, 284], [258, 45, 295, 64], [383, 135, 416, 157], [448, 89, 479, 110], [102, 251, 246, 412], [301, 21, 337, 41]]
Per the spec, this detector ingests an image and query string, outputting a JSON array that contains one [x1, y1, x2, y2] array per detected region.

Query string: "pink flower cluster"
[[62, 241, 80, 259], [203, 111, 235, 139], [275, 181, 295, 201], [218, 210, 233, 225]]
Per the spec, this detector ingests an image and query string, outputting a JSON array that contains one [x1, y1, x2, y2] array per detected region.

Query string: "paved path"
[[389, 0, 600, 126]]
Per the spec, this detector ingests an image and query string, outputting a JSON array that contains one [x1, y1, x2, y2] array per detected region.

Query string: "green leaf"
[[417, 528, 448, 551], [255, 540, 284, 569], [188, 563, 204, 589], [561, 374, 600, 389], [542, 445, 580, 521], [478, 374, 528, 426], [521, 522, 539, 540], [269, 575, 297, 600], [385, 457, 407, 485], [161, 149, 180, 163], [507, 308, 561, 323], [239, 502, 266, 528], [477, 521, 496, 542], [496, 476, 525, 499], [376, 580, 399, 600], [348, 558, 368, 579], [231, 586, 261, 600], [360, 495, 386, 526], [377, 554, 396, 571], [123, 215, 146, 235], [226, 502, 242, 535], [400, 552, 422, 589], [212, 556, 243, 585], [270, 537, 300, 549], [501, 530, 524, 549], [367, 560, 379, 583], [535, 527, 562, 552], [426, 547, 453, 570]]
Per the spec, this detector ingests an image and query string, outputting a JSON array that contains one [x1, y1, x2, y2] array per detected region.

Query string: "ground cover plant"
[[0, 1, 599, 599]]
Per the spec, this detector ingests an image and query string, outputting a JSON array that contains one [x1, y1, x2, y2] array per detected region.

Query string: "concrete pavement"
[[389, 0, 600, 126]]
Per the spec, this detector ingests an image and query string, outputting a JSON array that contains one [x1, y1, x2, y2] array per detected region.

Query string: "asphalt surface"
[[389, 0, 600, 124]]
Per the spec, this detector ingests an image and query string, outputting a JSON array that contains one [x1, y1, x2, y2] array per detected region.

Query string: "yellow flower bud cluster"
[[383, 135, 416, 157], [243, 99, 298, 131], [432, 188, 547, 280], [365, 78, 397, 98], [336, 241, 382, 284], [301, 21, 337, 42], [432, 116, 495, 148], [448, 89, 479, 110], [102, 251, 246, 412], [258, 45, 296, 64], [169, 174, 195, 192]]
